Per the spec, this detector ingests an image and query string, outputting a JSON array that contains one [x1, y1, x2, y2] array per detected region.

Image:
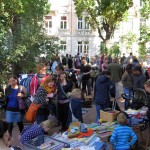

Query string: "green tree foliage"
[[74, 0, 132, 45], [109, 44, 121, 57], [99, 43, 108, 55], [138, 25, 150, 58], [140, 0, 150, 19], [39, 37, 62, 60], [0, 0, 60, 82], [138, 0, 150, 58], [121, 32, 137, 53]]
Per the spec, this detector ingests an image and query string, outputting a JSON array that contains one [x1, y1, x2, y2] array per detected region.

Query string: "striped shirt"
[[110, 125, 137, 150]]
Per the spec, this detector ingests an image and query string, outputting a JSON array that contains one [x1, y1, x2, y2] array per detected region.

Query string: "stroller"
[[122, 88, 148, 110], [130, 88, 148, 110], [122, 88, 148, 130]]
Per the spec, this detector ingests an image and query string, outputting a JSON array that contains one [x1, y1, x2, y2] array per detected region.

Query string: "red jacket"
[[30, 75, 49, 96]]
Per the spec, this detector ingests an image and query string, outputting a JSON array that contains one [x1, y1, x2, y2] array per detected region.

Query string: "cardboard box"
[[100, 110, 119, 122]]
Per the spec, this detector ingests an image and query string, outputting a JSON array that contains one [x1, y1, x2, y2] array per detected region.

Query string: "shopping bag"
[[25, 102, 41, 123]]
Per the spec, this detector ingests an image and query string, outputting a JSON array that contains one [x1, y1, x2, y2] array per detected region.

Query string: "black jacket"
[[57, 80, 73, 100], [80, 63, 91, 80]]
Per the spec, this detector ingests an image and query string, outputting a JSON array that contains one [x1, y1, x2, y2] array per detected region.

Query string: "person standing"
[[5, 75, 27, 136], [51, 57, 59, 74], [127, 52, 133, 64], [85, 53, 89, 63], [57, 72, 73, 131], [80, 57, 92, 99], [34, 76, 56, 124], [120, 53, 126, 65], [68, 55, 73, 69], [132, 66, 146, 89], [121, 64, 133, 110], [108, 57, 122, 99], [110, 112, 137, 150], [101, 56, 109, 72], [74, 53, 81, 69], [30, 63, 48, 97], [95, 55, 100, 69], [94, 71, 115, 121], [108, 54, 112, 64], [62, 54, 69, 67]]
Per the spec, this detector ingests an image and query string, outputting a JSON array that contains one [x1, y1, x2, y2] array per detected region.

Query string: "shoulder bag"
[[17, 86, 26, 110], [25, 102, 41, 123]]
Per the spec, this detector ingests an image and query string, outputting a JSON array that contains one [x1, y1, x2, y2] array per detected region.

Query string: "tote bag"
[[17, 86, 26, 110], [25, 102, 41, 123]]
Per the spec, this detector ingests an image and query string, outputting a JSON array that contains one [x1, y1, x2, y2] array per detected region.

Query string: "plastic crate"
[[23, 135, 70, 150]]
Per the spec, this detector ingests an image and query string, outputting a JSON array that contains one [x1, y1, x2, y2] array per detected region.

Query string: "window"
[[60, 41, 67, 51], [140, 0, 143, 7], [60, 16, 67, 29], [84, 41, 89, 54], [78, 18, 83, 29], [77, 17, 90, 29], [44, 16, 52, 34], [140, 18, 146, 27], [78, 41, 83, 53], [78, 41, 89, 54], [85, 22, 90, 29]]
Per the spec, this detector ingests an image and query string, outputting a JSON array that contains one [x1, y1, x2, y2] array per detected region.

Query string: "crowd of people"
[[0, 52, 150, 150]]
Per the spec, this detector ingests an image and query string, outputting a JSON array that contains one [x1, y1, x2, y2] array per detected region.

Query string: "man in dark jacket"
[[68, 55, 73, 69], [80, 57, 92, 99], [94, 71, 115, 121], [107, 57, 122, 99]]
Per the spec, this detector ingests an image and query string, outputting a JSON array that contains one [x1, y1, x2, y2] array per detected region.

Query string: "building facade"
[[45, 0, 149, 58]]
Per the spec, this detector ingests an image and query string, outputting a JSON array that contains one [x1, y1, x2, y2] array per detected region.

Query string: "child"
[[67, 88, 83, 126], [110, 112, 137, 150], [20, 120, 55, 144]]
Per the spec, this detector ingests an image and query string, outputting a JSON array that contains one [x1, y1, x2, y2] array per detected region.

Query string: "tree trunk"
[[11, 15, 21, 48]]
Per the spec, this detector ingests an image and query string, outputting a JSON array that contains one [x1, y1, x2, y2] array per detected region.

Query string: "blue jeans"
[[36, 115, 48, 124], [123, 87, 133, 110], [95, 103, 110, 122]]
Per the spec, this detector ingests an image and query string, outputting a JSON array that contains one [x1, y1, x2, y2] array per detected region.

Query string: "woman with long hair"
[[34, 76, 57, 124], [57, 72, 73, 131], [5, 75, 27, 136]]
